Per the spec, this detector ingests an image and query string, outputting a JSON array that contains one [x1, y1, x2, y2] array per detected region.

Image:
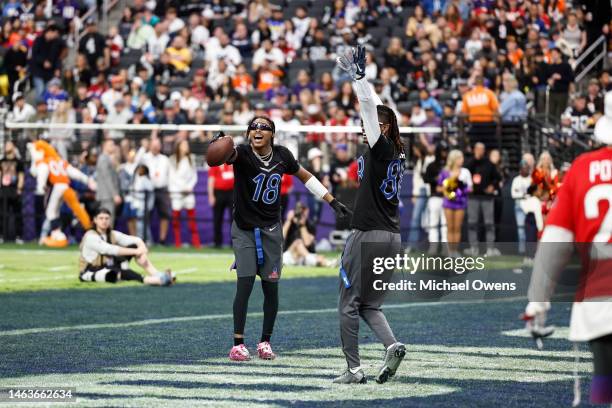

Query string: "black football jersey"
[[351, 135, 405, 233], [232, 144, 300, 229]]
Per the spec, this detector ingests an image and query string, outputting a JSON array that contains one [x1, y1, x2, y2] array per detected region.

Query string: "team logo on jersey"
[[260, 163, 281, 172], [269, 266, 279, 280]]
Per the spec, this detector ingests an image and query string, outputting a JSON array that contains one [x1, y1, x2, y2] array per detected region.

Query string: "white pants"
[[282, 251, 318, 266], [170, 192, 196, 211], [427, 196, 447, 243], [46, 183, 69, 220]]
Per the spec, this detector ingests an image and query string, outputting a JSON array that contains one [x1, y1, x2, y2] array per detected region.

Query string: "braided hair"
[[377, 105, 404, 153]]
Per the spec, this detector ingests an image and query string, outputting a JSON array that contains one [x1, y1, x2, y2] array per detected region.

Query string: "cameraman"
[[282, 202, 334, 267]]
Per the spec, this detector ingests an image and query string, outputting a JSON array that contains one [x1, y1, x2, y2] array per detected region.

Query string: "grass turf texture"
[[0, 244, 597, 407]]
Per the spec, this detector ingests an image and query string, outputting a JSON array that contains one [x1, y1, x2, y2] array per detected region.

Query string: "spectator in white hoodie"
[[168, 140, 200, 248], [135, 137, 171, 244], [9, 93, 35, 122]]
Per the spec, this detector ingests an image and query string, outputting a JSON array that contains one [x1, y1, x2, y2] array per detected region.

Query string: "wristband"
[[305, 176, 329, 199]]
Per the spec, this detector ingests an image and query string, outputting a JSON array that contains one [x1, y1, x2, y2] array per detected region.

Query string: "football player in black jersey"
[[334, 46, 406, 384], [209, 116, 351, 362]]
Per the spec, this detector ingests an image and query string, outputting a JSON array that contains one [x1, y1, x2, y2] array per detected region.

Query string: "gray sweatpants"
[[339, 229, 400, 369], [467, 196, 495, 246]]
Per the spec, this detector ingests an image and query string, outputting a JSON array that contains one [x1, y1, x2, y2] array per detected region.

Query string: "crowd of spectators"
[[2, 0, 610, 152], [0, 0, 611, 246]]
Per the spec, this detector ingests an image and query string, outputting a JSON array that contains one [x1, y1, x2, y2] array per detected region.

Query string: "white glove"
[[87, 177, 97, 192], [336, 46, 366, 80], [522, 301, 554, 349]]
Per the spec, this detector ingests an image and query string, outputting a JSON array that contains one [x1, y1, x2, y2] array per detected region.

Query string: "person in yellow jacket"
[[166, 36, 192, 74]]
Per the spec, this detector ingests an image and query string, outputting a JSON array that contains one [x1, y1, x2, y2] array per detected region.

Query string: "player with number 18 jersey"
[[209, 116, 351, 363]]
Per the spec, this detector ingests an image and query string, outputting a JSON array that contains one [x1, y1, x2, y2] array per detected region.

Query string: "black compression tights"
[[233, 276, 279, 342]]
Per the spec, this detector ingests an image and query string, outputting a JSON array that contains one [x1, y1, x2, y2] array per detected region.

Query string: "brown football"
[[206, 136, 235, 167]]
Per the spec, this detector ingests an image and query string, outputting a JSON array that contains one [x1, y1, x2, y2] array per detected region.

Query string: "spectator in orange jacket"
[[461, 75, 500, 123]]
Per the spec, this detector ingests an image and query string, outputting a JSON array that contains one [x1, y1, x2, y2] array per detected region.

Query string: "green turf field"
[[0, 245, 597, 407]]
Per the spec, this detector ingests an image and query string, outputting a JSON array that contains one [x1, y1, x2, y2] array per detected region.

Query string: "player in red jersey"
[[524, 91, 612, 405]]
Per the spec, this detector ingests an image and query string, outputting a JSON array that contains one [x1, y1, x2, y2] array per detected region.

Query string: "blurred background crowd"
[[0, 0, 610, 253]]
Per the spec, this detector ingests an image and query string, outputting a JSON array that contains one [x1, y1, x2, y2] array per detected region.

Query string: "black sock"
[[233, 276, 255, 335], [261, 280, 278, 343], [234, 337, 244, 346], [119, 268, 144, 282]]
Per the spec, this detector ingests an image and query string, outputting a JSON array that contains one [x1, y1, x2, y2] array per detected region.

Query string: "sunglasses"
[[248, 122, 274, 132]]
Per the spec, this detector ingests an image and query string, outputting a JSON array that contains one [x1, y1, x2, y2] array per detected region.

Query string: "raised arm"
[[353, 78, 382, 148], [336, 46, 381, 148]]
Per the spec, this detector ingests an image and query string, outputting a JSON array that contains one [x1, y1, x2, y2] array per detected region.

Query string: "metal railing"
[[573, 35, 609, 86]]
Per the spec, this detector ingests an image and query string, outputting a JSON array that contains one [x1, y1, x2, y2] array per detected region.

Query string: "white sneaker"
[[485, 248, 501, 257], [464, 247, 479, 256]]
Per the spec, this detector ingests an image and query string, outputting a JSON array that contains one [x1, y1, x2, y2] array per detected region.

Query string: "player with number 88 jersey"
[[333, 46, 406, 385]]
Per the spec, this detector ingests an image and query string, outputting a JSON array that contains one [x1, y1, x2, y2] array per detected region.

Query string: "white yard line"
[[49, 265, 71, 271], [0, 297, 525, 337], [174, 267, 198, 275]]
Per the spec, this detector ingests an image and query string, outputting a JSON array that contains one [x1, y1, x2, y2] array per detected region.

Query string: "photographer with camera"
[[282, 202, 335, 267]]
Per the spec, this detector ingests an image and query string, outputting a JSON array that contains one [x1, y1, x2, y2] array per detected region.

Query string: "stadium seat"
[[373, 48, 385, 65], [289, 59, 312, 72], [391, 25, 406, 39], [287, 67, 304, 83], [380, 37, 392, 51], [312, 60, 335, 78], [368, 26, 389, 46], [397, 101, 413, 114], [192, 58, 205, 69], [439, 91, 454, 102], [399, 6, 415, 19], [286, 0, 310, 7], [247, 90, 265, 100], [308, 6, 326, 19], [208, 101, 225, 111], [378, 17, 400, 31], [170, 78, 191, 89]]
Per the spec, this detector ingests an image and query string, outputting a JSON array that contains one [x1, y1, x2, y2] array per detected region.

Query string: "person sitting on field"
[[78, 208, 175, 286], [282, 201, 335, 268]]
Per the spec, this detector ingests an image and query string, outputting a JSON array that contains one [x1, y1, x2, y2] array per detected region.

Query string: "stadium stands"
[[0, 0, 611, 246]]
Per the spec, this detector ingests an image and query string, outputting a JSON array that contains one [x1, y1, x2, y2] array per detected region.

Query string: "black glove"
[[330, 199, 353, 218], [211, 131, 225, 143], [353, 45, 366, 80]]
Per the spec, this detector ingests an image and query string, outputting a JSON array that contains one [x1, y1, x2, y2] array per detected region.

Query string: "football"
[[206, 136, 235, 167]]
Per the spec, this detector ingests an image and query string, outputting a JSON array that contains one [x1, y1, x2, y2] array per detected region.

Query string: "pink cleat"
[[257, 341, 276, 360], [229, 344, 251, 361]]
